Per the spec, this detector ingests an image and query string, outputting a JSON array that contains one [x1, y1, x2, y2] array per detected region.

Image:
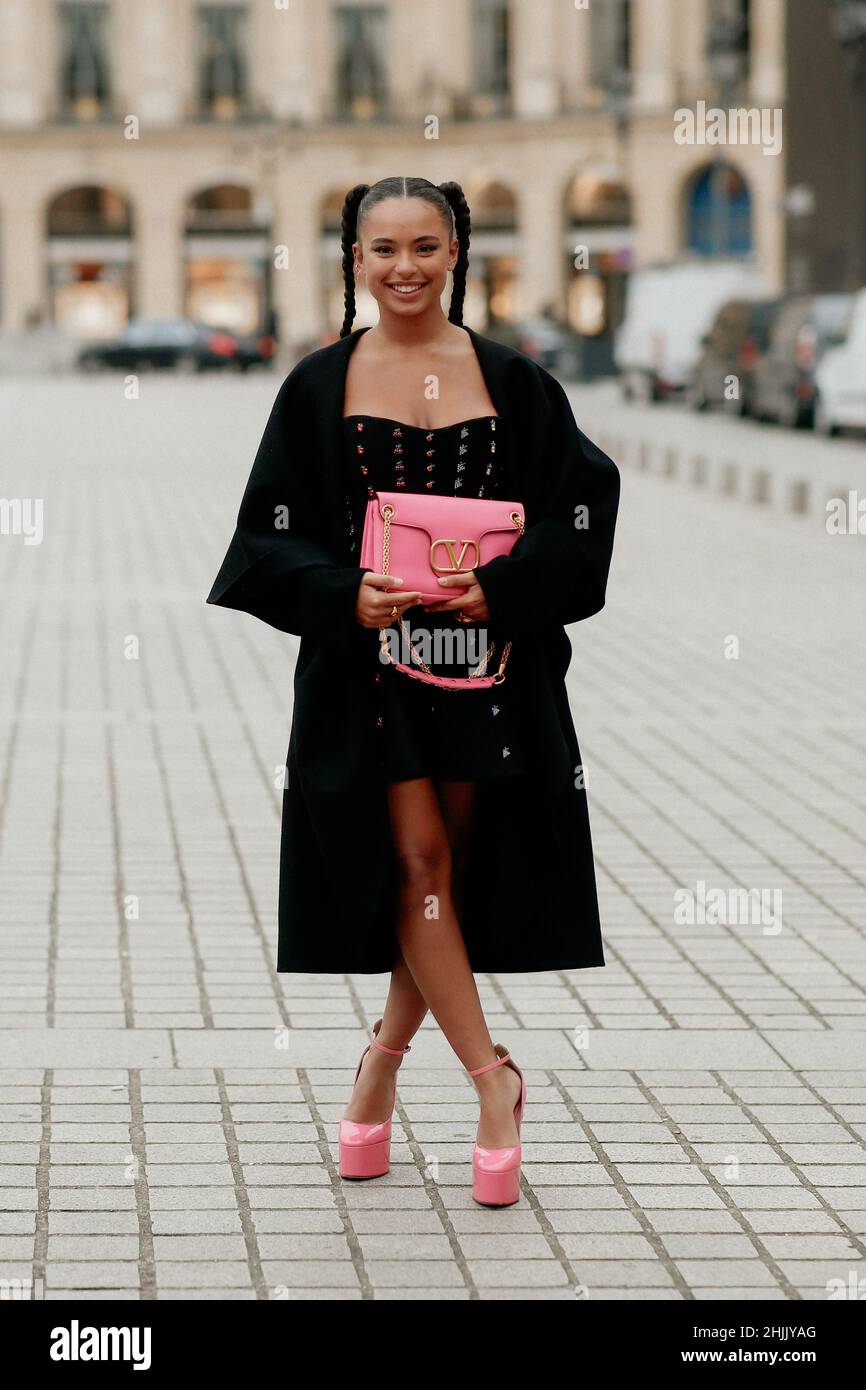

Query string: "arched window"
[[184, 185, 271, 334], [46, 185, 133, 337], [686, 162, 752, 257]]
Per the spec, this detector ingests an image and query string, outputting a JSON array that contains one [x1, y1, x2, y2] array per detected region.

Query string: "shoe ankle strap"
[[466, 1048, 511, 1078], [370, 1021, 411, 1056]]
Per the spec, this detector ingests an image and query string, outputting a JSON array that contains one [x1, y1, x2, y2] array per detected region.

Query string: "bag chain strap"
[[378, 503, 525, 687]]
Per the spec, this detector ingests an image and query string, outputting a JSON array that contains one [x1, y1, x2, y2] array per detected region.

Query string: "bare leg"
[[342, 950, 427, 1124], [386, 777, 522, 1148], [342, 784, 473, 1124], [343, 781, 473, 1123], [435, 779, 474, 922]]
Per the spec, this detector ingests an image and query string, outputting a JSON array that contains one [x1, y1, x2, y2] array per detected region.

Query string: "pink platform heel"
[[338, 1018, 412, 1180], [466, 1044, 526, 1207]]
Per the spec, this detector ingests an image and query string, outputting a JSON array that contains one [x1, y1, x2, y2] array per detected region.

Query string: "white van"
[[814, 287, 866, 435], [614, 259, 765, 401]]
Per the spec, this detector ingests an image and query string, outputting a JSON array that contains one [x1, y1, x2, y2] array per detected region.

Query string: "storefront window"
[[47, 186, 133, 338], [184, 185, 271, 334]]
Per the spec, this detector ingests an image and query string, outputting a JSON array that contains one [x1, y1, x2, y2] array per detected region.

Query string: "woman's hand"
[[423, 571, 490, 622], [355, 572, 423, 629]]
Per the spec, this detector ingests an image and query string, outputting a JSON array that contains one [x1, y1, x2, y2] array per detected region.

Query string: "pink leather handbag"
[[359, 489, 525, 690]]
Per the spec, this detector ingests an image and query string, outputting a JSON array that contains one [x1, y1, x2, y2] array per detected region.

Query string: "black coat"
[[206, 326, 621, 974]]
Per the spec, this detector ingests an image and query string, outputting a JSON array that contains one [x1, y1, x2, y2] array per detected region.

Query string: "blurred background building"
[[0, 0, 863, 366]]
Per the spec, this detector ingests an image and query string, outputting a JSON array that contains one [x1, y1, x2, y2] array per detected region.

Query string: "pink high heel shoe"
[[466, 1044, 526, 1207], [339, 1018, 412, 1179]]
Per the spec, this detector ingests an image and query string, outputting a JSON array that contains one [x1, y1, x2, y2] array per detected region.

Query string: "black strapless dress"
[[342, 412, 527, 783]]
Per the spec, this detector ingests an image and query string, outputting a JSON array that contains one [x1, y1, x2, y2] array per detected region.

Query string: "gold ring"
[[390, 605, 398, 619]]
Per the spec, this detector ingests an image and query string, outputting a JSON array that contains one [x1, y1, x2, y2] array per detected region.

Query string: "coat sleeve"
[[205, 366, 369, 649], [472, 372, 620, 636]]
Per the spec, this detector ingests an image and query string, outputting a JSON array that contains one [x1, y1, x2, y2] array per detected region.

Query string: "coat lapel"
[[464, 324, 513, 421], [314, 331, 361, 560]]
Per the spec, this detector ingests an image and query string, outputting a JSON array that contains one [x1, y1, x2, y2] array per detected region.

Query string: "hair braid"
[[436, 181, 471, 326], [339, 183, 371, 338]]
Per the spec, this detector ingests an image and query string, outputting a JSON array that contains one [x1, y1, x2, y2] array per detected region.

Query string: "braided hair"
[[339, 176, 471, 338]]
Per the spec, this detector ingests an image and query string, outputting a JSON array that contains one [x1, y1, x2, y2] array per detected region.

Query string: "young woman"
[[207, 176, 620, 1207]]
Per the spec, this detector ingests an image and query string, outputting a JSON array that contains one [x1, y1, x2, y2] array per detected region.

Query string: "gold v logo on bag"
[[429, 538, 480, 573]]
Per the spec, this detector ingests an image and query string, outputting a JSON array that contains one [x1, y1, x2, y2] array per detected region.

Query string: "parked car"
[[234, 329, 278, 370], [78, 317, 245, 372], [751, 293, 854, 428], [614, 260, 765, 401], [687, 297, 783, 415], [814, 287, 866, 436], [484, 315, 583, 379]]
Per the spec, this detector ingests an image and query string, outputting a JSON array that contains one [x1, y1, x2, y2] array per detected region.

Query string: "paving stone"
[[673, 1260, 781, 1287], [47, 1213, 139, 1234], [464, 1259, 571, 1288], [155, 1262, 254, 1289], [44, 1289, 142, 1301], [363, 1260, 466, 1289], [0, 1031, 171, 1067], [259, 1260, 361, 1289], [45, 1263, 142, 1289], [355, 1233, 457, 1260], [47, 1237, 140, 1259], [151, 1235, 250, 1259]]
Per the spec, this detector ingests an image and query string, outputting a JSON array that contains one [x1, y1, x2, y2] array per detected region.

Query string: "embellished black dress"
[[342, 413, 527, 783]]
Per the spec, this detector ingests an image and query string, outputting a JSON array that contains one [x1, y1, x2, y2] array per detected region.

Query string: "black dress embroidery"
[[343, 413, 526, 783]]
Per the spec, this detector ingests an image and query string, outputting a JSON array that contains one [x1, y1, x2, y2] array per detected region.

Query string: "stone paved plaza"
[[2, 375, 866, 1300]]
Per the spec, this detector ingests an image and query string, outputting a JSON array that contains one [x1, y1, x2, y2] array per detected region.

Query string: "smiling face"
[[353, 196, 458, 318]]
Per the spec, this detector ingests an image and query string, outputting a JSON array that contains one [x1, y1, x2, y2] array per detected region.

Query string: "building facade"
[[0, 0, 853, 358]]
